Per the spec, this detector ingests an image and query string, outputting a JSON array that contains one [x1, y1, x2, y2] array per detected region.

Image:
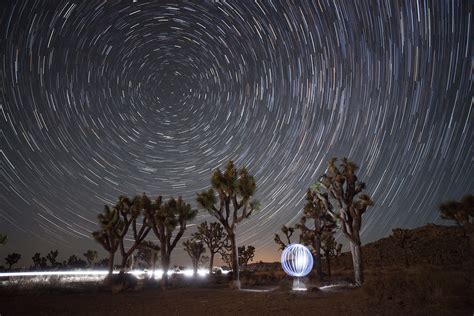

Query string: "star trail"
[[0, 1, 472, 265]]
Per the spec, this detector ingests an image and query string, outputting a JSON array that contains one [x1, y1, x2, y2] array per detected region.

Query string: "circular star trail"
[[0, 1, 472, 264]]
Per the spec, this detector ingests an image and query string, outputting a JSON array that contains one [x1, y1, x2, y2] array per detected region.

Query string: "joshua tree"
[[83, 250, 98, 267], [321, 233, 337, 278], [46, 250, 59, 268], [315, 158, 374, 286], [92, 205, 122, 275], [66, 255, 87, 269], [192, 221, 229, 274], [183, 238, 206, 276], [440, 194, 474, 254], [0, 234, 7, 245], [115, 194, 154, 272], [238, 245, 255, 270], [274, 225, 296, 250], [296, 189, 336, 281], [391, 228, 414, 268], [197, 160, 259, 289], [5, 253, 21, 270], [32, 253, 48, 269], [150, 196, 197, 285], [136, 240, 160, 277]]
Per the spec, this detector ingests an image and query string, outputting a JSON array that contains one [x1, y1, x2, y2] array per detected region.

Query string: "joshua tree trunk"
[[193, 261, 198, 277], [108, 252, 115, 275], [350, 240, 364, 286], [161, 249, 170, 286], [229, 232, 240, 289], [209, 252, 215, 275], [151, 252, 157, 279]]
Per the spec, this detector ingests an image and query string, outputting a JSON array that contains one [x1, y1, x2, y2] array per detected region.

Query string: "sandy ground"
[[0, 284, 470, 316]]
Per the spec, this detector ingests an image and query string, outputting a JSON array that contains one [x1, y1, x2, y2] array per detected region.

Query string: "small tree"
[[316, 158, 374, 286], [391, 228, 414, 268], [238, 245, 255, 270], [83, 250, 98, 267], [183, 239, 206, 276], [46, 250, 59, 268], [92, 205, 121, 275], [5, 253, 21, 270], [0, 234, 7, 245], [197, 160, 259, 289], [296, 189, 336, 281], [321, 233, 337, 278], [66, 255, 87, 269], [136, 240, 160, 278], [274, 225, 295, 250], [193, 221, 228, 274], [32, 253, 48, 269], [150, 197, 197, 285]]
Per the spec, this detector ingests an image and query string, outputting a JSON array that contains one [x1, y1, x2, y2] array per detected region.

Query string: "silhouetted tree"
[[197, 160, 259, 289], [335, 243, 343, 266], [66, 255, 87, 269], [183, 238, 206, 276], [92, 205, 122, 275], [46, 250, 59, 268], [150, 196, 197, 285], [136, 240, 160, 278], [0, 234, 6, 245], [440, 194, 474, 254], [193, 221, 229, 274], [238, 245, 255, 270], [96, 258, 109, 268], [315, 158, 374, 286], [391, 228, 414, 268], [296, 189, 336, 281], [115, 194, 154, 272], [32, 253, 48, 269], [321, 233, 337, 278], [274, 225, 295, 250], [5, 253, 21, 270], [83, 250, 98, 267]]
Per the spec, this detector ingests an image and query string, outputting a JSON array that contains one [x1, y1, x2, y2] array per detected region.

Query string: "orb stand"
[[281, 244, 314, 292]]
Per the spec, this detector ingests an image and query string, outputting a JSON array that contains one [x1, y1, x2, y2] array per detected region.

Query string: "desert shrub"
[[104, 273, 138, 293], [277, 278, 292, 292]]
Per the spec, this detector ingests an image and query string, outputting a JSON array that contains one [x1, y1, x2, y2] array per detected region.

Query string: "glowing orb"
[[281, 244, 313, 277]]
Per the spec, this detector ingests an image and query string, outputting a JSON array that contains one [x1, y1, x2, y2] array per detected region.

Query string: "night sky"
[[0, 1, 472, 267]]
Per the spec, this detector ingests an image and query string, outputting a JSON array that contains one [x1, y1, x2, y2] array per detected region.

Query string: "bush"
[[104, 273, 138, 293]]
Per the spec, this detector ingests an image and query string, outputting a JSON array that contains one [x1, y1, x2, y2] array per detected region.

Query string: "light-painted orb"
[[281, 244, 313, 277]]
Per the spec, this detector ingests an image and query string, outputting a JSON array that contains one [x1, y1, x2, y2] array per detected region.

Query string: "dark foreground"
[[0, 284, 471, 316]]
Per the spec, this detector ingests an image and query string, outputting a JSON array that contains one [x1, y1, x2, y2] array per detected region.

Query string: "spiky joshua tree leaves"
[[5, 253, 21, 270], [440, 194, 474, 252], [196, 160, 259, 289], [315, 158, 374, 286], [193, 221, 229, 274], [183, 238, 206, 276], [150, 196, 197, 285]]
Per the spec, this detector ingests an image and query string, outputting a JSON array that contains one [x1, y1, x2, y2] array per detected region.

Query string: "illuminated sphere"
[[281, 244, 313, 277]]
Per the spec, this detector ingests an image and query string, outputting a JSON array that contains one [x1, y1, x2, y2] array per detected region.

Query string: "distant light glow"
[[281, 244, 313, 277]]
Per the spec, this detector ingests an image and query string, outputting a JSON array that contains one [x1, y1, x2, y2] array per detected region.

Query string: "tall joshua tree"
[[46, 250, 59, 268], [193, 221, 228, 274], [274, 225, 296, 250], [115, 194, 153, 272], [296, 189, 336, 281], [5, 253, 21, 270], [183, 238, 206, 276], [83, 250, 98, 267], [440, 194, 474, 252], [316, 158, 373, 286], [197, 160, 259, 289], [150, 196, 197, 285], [92, 206, 122, 275]]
